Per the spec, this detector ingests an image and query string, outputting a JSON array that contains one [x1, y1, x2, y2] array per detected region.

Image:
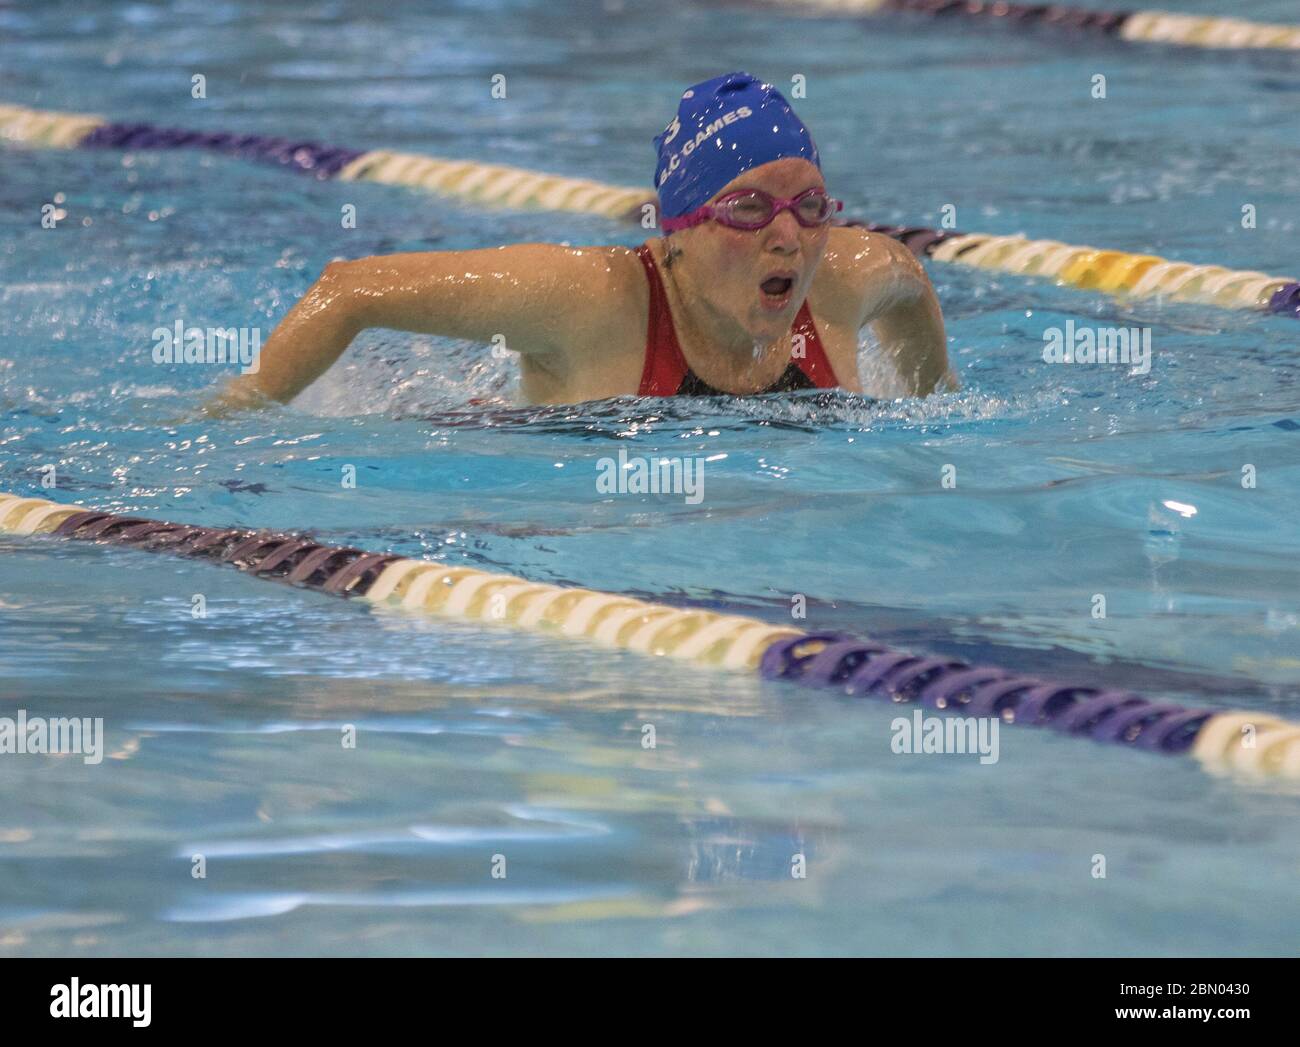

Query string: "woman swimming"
[[203, 72, 951, 411]]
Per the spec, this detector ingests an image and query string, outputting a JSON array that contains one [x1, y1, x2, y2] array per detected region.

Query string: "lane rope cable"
[[4, 490, 1298, 784], [746, 0, 1300, 53]]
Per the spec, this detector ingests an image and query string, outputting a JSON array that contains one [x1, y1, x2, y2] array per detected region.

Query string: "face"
[[670, 157, 832, 344]]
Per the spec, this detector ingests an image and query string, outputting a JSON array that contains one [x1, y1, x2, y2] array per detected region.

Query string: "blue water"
[[2, 0, 1299, 956]]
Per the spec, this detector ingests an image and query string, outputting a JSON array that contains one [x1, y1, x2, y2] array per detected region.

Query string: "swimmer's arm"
[[864, 237, 955, 396], [202, 245, 616, 413], [826, 229, 955, 397], [201, 259, 365, 413]]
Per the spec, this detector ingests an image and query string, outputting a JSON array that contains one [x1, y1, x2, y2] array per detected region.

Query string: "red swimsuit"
[[634, 244, 840, 397]]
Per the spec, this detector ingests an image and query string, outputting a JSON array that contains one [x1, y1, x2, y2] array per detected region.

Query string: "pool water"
[[2, 0, 1299, 956]]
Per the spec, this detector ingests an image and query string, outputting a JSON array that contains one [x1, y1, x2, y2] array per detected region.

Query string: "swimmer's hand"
[[154, 379, 270, 426], [196, 376, 276, 419]]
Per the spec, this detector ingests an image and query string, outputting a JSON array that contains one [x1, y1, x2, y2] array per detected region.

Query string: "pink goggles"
[[661, 187, 843, 233]]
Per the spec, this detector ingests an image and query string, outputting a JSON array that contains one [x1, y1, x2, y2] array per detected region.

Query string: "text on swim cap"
[[657, 105, 753, 188]]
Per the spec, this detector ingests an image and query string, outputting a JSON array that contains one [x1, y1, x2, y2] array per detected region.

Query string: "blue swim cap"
[[653, 72, 820, 221]]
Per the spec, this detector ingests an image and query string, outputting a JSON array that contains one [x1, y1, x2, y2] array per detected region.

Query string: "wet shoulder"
[[590, 243, 650, 348], [810, 225, 908, 327], [544, 244, 648, 379]]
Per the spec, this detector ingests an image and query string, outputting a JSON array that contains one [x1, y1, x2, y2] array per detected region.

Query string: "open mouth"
[[759, 274, 796, 307]]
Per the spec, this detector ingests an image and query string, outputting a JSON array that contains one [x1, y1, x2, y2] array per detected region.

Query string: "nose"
[[763, 207, 803, 251]]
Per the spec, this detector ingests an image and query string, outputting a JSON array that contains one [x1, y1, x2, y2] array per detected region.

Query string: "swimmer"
[[203, 72, 952, 411]]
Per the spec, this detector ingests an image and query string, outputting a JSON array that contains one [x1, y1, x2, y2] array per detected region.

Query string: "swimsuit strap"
[[635, 244, 692, 396], [789, 300, 838, 389], [634, 243, 840, 397]]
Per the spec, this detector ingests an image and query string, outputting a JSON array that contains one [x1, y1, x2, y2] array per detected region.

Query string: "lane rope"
[[751, 0, 1300, 53], [848, 221, 1300, 318], [0, 102, 653, 220], [4, 490, 1297, 782], [4, 101, 1295, 320]]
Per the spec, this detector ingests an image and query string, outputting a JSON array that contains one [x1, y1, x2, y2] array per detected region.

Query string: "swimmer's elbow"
[[320, 259, 349, 287], [315, 258, 372, 329], [322, 256, 378, 284], [885, 239, 933, 305], [319, 257, 362, 294]]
